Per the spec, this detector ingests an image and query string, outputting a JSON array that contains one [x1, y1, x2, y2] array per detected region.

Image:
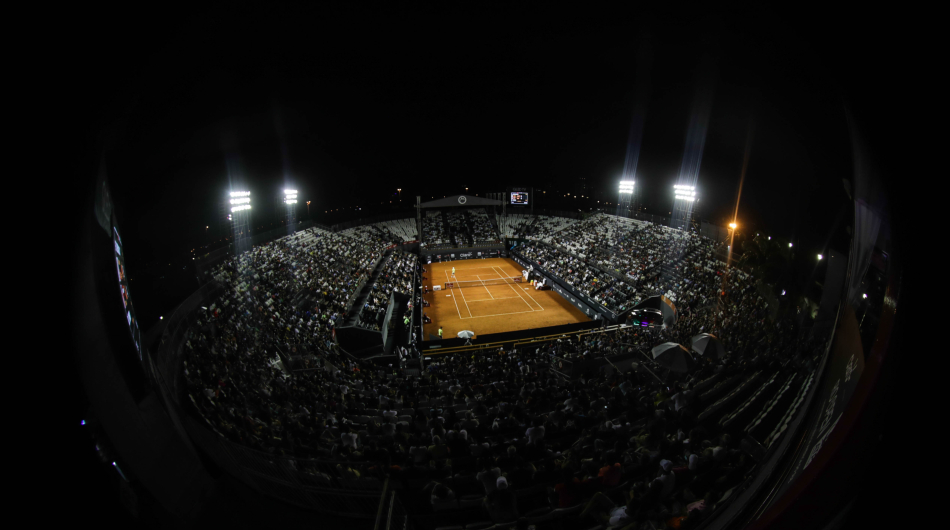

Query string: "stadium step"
[[345, 248, 394, 325]]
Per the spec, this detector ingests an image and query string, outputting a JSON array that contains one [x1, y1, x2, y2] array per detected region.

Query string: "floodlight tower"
[[229, 190, 252, 256], [283, 189, 298, 235], [672, 184, 696, 232], [617, 181, 635, 218]]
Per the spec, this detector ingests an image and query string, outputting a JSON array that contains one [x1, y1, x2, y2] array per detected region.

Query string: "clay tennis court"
[[421, 257, 589, 340]]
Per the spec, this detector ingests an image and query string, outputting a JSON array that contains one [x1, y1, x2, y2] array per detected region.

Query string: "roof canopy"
[[631, 295, 678, 328], [419, 195, 502, 208]]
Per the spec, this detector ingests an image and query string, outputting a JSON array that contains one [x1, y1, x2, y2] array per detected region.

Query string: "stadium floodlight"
[[789, 242, 793, 248], [229, 191, 250, 197], [618, 181, 635, 194], [817, 254, 823, 260], [863, 293, 867, 299], [729, 223, 737, 229], [674, 184, 696, 202], [231, 204, 252, 212], [229, 197, 251, 204]]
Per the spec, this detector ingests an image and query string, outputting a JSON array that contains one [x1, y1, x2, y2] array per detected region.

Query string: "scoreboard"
[[510, 187, 530, 206]]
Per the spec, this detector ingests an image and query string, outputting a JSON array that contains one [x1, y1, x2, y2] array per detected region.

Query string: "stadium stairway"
[[460, 210, 475, 246], [526, 215, 541, 236], [485, 207, 501, 239], [441, 210, 456, 246], [345, 248, 394, 326]]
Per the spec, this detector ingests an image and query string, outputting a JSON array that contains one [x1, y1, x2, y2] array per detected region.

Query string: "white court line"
[[475, 275, 495, 300], [447, 270, 474, 318], [444, 270, 463, 319], [491, 265, 537, 312], [518, 273, 545, 311], [472, 296, 521, 300], [459, 309, 538, 319]]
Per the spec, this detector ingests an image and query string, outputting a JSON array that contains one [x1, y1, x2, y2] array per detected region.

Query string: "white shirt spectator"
[[341, 432, 358, 449], [526, 425, 545, 444]]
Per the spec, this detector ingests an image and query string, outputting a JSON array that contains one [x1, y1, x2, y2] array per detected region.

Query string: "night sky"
[[65, 5, 908, 326]]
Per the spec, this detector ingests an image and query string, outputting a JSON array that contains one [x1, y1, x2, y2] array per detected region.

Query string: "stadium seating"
[[180, 213, 824, 530]]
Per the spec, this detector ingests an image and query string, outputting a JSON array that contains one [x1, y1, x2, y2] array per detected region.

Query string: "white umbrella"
[[691, 333, 726, 359], [651, 342, 696, 373], [457, 330, 475, 339]]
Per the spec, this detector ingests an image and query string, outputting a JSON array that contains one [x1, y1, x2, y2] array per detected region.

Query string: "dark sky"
[[67, 5, 910, 310]]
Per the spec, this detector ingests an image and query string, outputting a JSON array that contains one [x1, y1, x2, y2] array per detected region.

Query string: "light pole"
[[673, 184, 696, 231], [618, 181, 634, 218], [284, 189, 297, 233]]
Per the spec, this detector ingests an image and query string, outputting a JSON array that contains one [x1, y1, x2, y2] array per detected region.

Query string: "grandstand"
[[79, 180, 894, 530], [423, 210, 451, 249], [173, 204, 830, 525], [374, 217, 417, 242]]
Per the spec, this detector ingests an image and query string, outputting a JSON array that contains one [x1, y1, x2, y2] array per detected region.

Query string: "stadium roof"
[[418, 195, 502, 208]]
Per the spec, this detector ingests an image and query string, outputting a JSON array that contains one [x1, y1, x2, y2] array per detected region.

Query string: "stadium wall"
[[422, 319, 599, 352], [420, 247, 506, 262]]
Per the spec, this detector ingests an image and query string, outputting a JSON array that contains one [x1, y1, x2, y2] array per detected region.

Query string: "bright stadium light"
[[789, 242, 793, 248], [229, 191, 250, 197], [674, 184, 696, 202], [618, 181, 635, 193], [729, 223, 737, 229], [229, 197, 250, 204], [863, 293, 867, 299], [817, 254, 823, 260], [231, 204, 252, 212]]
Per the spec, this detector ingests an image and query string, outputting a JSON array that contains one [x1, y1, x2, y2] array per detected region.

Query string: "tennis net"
[[444, 277, 522, 289]]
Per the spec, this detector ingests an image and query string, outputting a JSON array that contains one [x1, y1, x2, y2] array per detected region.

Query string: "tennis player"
[[451, 266, 456, 277]]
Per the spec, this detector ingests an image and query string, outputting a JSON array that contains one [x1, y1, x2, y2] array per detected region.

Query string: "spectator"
[[484, 477, 519, 523]]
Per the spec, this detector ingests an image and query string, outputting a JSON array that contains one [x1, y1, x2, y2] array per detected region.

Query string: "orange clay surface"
[[421, 257, 589, 341]]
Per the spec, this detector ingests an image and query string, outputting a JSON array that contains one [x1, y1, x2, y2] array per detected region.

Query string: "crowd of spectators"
[[422, 211, 450, 248], [497, 213, 534, 237], [519, 242, 615, 301], [533, 215, 579, 241], [517, 213, 734, 315], [465, 209, 499, 243], [181, 215, 822, 529], [357, 251, 417, 331], [446, 211, 466, 245]]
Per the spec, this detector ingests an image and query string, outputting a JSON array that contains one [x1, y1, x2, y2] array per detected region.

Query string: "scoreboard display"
[[510, 192, 528, 205]]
